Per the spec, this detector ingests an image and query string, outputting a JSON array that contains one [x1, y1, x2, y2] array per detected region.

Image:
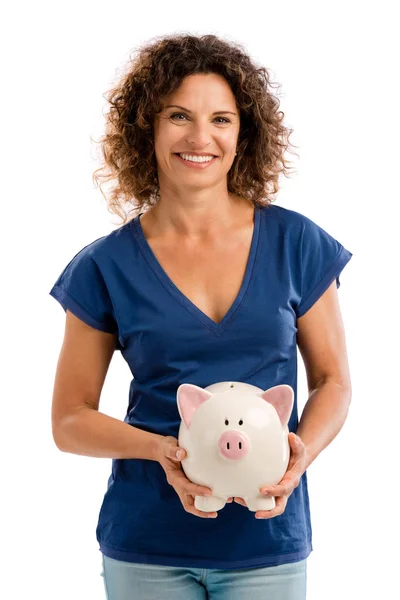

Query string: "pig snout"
[[218, 430, 250, 460]]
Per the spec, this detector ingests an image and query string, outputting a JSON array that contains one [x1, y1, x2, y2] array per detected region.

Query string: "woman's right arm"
[[51, 310, 164, 460], [51, 310, 218, 517]]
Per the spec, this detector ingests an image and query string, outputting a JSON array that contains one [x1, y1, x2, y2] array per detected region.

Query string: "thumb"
[[162, 436, 187, 461], [289, 432, 304, 452], [174, 448, 186, 461]]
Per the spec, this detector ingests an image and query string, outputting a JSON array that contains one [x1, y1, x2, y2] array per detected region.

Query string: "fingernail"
[[176, 450, 183, 459], [261, 489, 269, 495]]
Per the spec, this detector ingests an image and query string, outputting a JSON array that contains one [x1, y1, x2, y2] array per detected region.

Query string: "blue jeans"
[[100, 554, 307, 599]]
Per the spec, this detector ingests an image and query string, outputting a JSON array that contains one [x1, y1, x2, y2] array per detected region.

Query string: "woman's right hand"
[[155, 435, 229, 519]]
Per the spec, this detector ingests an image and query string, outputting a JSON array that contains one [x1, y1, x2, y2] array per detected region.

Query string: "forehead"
[[164, 73, 237, 109]]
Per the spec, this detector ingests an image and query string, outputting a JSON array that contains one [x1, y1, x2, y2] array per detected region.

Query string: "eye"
[[170, 113, 230, 124], [170, 113, 187, 121], [225, 419, 229, 426], [238, 419, 243, 426]]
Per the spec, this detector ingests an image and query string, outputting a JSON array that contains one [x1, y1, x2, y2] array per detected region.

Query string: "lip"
[[175, 152, 218, 157], [173, 154, 218, 169]]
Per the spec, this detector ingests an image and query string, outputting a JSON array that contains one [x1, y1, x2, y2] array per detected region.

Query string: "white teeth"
[[179, 153, 215, 163]]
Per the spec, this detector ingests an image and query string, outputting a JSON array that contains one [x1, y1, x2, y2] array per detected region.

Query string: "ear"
[[177, 384, 213, 429], [259, 385, 294, 426]]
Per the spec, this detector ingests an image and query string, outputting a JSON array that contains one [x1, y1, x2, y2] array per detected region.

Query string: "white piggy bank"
[[177, 381, 294, 513]]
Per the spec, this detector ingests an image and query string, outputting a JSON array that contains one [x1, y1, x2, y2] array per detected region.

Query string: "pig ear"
[[259, 385, 294, 426], [177, 384, 213, 429]]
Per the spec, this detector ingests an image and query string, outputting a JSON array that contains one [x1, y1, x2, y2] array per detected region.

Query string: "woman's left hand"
[[227, 433, 308, 519]]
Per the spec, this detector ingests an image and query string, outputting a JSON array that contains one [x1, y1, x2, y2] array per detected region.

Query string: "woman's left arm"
[[234, 280, 352, 518], [295, 278, 352, 470]]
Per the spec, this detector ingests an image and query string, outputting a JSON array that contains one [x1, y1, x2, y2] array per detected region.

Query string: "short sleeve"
[[295, 215, 353, 318], [49, 242, 119, 335]]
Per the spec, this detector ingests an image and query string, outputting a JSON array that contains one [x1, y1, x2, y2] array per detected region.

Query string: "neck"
[[145, 194, 253, 239]]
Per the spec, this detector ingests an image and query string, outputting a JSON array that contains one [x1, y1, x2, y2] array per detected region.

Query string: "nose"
[[187, 122, 214, 148], [218, 430, 250, 460]]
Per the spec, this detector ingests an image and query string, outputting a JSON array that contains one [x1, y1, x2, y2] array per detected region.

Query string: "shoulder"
[[71, 220, 134, 265], [260, 203, 307, 222], [259, 203, 311, 235]]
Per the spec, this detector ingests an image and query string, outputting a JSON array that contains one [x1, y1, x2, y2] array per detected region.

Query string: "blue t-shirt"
[[49, 204, 353, 570]]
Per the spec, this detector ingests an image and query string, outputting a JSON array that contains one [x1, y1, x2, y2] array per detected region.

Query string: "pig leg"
[[245, 495, 276, 512], [194, 495, 226, 512]]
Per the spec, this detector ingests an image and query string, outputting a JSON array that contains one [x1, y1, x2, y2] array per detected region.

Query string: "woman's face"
[[153, 73, 240, 192]]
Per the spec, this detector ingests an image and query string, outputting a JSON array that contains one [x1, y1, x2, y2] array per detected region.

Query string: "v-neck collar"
[[132, 206, 261, 335]]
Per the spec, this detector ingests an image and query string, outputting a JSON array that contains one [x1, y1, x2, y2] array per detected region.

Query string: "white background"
[[2, 1, 399, 598]]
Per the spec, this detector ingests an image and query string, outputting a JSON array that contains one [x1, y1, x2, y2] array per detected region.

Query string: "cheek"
[[159, 134, 183, 157], [154, 120, 177, 145], [222, 144, 240, 158], [222, 128, 240, 145]]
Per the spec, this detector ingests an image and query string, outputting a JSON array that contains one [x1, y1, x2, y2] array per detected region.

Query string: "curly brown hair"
[[92, 32, 299, 225]]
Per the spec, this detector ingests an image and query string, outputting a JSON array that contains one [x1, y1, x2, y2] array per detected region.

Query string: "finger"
[[171, 448, 187, 461], [291, 432, 304, 445], [255, 496, 287, 519], [167, 467, 214, 498], [174, 472, 214, 498], [183, 494, 218, 519], [233, 497, 247, 507], [260, 479, 296, 497], [288, 437, 307, 476], [289, 433, 305, 455], [260, 468, 301, 496]]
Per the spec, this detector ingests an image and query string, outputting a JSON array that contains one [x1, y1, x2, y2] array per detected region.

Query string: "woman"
[[49, 33, 353, 599]]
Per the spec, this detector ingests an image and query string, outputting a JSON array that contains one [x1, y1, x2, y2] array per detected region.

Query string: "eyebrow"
[[164, 104, 237, 116]]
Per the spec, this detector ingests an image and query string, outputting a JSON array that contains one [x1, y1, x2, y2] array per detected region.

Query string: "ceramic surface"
[[177, 381, 294, 512]]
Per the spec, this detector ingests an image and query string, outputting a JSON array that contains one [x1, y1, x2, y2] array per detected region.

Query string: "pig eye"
[[225, 419, 229, 426], [239, 419, 243, 426]]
